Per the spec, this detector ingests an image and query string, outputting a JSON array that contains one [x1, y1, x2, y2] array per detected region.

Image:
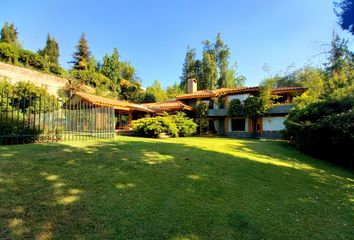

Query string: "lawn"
[[0, 136, 353, 240]]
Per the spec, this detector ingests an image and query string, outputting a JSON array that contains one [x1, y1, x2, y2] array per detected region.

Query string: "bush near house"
[[284, 96, 354, 168], [133, 113, 197, 138], [133, 116, 178, 138], [228, 98, 242, 116], [168, 112, 197, 137]]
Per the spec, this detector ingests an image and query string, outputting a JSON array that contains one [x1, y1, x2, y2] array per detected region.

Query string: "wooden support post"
[[248, 117, 252, 133], [286, 94, 291, 104], [259, 116, 263, 133], [129, 110, 133, 129]]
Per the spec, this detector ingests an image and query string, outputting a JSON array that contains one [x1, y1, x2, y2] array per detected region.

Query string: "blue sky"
[[1, 0, 353, 88]]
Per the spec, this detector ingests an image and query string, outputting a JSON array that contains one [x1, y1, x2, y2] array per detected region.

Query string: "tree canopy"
[[71, 33, 91, 70], [0, 22, 19, 46], [180, 33, 246, 91], [335, 0, 354, 35], [38, 34, 60, 65]]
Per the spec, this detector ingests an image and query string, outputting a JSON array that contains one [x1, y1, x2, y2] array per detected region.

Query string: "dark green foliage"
[[0, 42, 18, 64], [69, 69, 114, 90], [119, 80, 145, 103], [48, 63, 66, 76], [195, 102, 209, 134], [215, 33, 230, 88], [133, 113, 196, 138], [133, 116, 178, 138], [195, 102, 209, 118], [243, 96, 263, 119], [168, 112, 197, 137], [100, 48, 121, 93], [228, 99, 242, 116], [18, 49, 46, 70], [180, 33, 246, 90], [0, 22, 18, 45], [142, 92, 156, 103], [284, 97, 354, 168], [180, 46, 197, 90], [0, 43, 65, 76], [0, 79, 56, 144], [0, 23, 65, 76], [335, 0, 354, 35], [71, 33, 91, 70], [0, 79, 56, 113], [38, 34, 60, 65]]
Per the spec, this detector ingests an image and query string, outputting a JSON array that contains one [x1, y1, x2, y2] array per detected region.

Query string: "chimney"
[[187, 78, 197, 94]]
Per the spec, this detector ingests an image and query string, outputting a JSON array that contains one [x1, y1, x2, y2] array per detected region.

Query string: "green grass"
[[0, 136, 353, 240]]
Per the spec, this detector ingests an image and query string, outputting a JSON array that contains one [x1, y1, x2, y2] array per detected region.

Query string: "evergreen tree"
[[38, 34, 59, 65], [200, 40, 217, 90], [0, 22, 19, 45], [214, 33, 231, 88], [324, 34, 354, 97], [100, 48, 121, 93], [335, 0, 354, 35], [71, 33, 91, 70], [180, 46, 197, 90]]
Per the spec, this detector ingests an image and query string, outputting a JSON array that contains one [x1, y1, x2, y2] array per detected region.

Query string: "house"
[[176, 78, 307, 138], [68, 78, 306, 138]]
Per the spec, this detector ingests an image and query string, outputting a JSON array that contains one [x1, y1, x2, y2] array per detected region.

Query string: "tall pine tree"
[[100, 48, 121, 93], [200, 40, 217, 90], [38, 34, 60, 65], [71, 33, 91, 70], [180, 46, 197, 90], [0, 22, 19, 45], [214, 33, 231, 88]]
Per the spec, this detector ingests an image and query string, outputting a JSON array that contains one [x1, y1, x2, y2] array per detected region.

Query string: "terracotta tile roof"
[[72, 92, 155, 112], [141, 100, 193, 112], [175, 90, 216, 99], [176, 86, 306, 99], [271, 86, 307, 93]]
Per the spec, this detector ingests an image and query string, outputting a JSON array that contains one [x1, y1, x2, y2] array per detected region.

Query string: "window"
[[231, 118, 246, 131]]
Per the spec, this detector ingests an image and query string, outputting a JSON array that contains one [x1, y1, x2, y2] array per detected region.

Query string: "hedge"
[[0, 43, 64, 76], [283, 97, 354, 168]]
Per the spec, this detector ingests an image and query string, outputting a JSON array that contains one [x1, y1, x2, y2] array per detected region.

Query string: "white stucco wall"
[[0, 62, 68, 96], [262, 116, 286, 131], [227, 94, 250, 103], [228, 117, 248, 132]]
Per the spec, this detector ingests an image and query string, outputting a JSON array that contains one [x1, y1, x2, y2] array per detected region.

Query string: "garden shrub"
[[133, 113, 197, 138], [243, 96, 263, 119], [48, 63, 66, 76], [18, 49, 33, 66], [133, 116, 178, 138], [169, 112, 197, 137], [228, 99, 242, 116], [18, 49, 47, 71], [284, 97, 354, 168], [0, 42, 18, 64]]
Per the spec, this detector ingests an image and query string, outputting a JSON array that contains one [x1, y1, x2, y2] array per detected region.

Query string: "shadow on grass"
[[0, 137, 353, 240]]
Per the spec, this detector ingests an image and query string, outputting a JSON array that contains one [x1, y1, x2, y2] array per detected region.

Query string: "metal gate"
[[0, 90, 115, 145]]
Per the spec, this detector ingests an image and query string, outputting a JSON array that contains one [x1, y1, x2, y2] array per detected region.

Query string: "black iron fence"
[[0, 90, 115, 145]]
